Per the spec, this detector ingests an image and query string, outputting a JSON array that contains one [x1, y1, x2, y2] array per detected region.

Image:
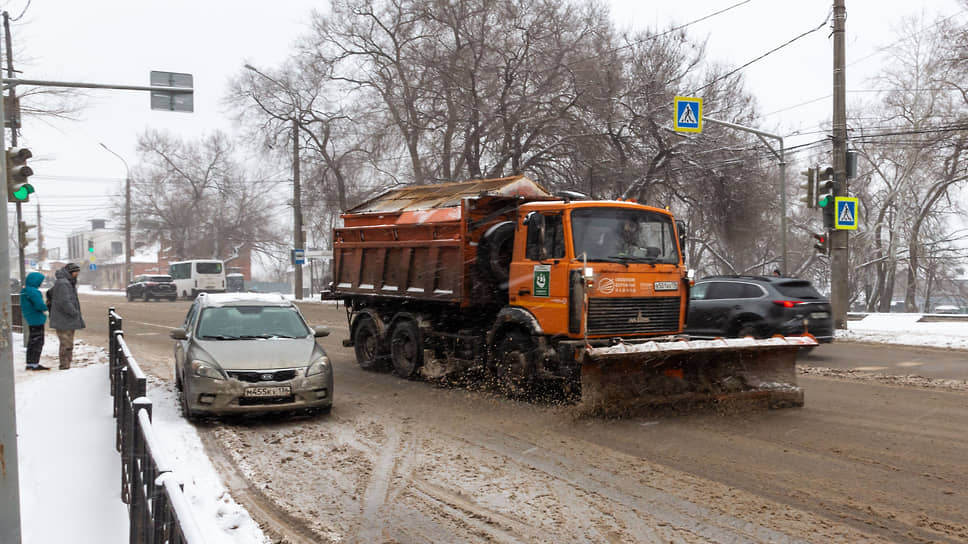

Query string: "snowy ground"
[[11, 309, 968, 542]]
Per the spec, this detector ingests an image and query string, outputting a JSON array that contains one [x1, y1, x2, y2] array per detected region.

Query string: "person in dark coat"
[[20, 271, 50, 371], [48, 263, 85, 369]]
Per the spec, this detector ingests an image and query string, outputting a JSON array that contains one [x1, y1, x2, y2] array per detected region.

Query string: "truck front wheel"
[[354, 316, 387, 371], [495, 331, 535, 398], [390, 320, 422, 379]]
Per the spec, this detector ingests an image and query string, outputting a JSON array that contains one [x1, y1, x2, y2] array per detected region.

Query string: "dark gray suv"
[[686, 275, 833, 344]]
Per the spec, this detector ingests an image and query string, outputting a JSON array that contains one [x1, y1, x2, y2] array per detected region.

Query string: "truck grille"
[[586, 297, 680, 336]]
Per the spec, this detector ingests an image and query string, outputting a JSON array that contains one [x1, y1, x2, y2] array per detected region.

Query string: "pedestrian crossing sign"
[[835, 197, 858, 230], [674, 96, 703, 133]]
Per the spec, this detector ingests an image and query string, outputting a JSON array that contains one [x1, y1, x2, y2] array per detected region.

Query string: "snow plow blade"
[[578, 336, 817, 417]]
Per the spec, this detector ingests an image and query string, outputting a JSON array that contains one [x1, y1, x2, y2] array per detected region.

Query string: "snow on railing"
[[109, 308, 205, 544]]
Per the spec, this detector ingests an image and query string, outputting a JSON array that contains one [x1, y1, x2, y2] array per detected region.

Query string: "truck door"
[[508, 212, 570, 336]]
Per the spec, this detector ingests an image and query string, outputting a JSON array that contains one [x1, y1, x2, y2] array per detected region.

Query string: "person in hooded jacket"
[[48, 263, 85, 369], [20, 271, 50, 371]]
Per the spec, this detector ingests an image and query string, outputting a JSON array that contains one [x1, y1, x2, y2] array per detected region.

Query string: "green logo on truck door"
[[533, 264, 550, 297]]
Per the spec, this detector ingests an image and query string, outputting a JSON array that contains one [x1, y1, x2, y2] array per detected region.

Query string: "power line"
[[691, 11, 831, 95]]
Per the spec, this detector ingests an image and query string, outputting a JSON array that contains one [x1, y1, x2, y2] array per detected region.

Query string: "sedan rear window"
[[775, 281, 823, 300], [197, 306, 309, 339]]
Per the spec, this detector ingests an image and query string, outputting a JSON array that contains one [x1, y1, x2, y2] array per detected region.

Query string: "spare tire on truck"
[[477, 221, 515, 290]]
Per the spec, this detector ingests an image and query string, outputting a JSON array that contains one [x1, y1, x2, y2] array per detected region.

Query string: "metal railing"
[[109, 307, 205, 544]]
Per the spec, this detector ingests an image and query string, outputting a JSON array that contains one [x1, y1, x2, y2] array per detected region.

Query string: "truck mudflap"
[[578, 336, 817, 417]]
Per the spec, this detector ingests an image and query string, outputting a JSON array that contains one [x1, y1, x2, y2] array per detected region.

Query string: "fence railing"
[[109, 307, 205, 544]]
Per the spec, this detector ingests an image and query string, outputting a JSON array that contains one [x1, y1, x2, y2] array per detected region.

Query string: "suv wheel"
[[736, 322, 761, 338]]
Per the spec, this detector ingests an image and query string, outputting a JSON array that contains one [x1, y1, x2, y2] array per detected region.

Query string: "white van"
[[169, 260, 226, 299]]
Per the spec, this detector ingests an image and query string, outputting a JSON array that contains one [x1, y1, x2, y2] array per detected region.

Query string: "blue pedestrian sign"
[[674, 96, 703, 133], [835, 197, 858, 230], [89, 263, 97, 271]]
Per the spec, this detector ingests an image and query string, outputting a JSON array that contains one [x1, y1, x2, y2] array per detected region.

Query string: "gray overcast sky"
[[6, 0, 965, 257]]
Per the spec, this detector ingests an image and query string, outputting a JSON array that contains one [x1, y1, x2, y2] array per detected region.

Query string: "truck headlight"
[[191, 360, 225, 380], [306, 355, 331, 377]]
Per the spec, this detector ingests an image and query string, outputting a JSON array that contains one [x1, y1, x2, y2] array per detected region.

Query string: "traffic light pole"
[[0, 52, 22, 543], [703, 117, 788, 274]]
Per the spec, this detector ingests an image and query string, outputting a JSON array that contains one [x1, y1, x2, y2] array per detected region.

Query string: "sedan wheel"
[[179, 379, 197, 422]]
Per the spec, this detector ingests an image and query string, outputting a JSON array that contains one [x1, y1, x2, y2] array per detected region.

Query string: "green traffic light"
[[818, 195, 832, 207], [12, 184, 32, 201]]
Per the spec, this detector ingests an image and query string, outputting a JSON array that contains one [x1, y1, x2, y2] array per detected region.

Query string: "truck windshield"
[[571, 208, 679, 264]]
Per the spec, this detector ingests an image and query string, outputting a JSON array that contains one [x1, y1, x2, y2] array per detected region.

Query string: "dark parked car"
[[686, 275, 833, 344], [126, 274, 177, 302]]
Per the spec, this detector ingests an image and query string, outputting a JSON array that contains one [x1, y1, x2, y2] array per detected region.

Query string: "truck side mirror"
[[675, 220, 687, 261], [525, 212, 547, 261]]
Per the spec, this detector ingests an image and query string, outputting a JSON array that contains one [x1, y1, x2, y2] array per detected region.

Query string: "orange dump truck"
[[330, 176, 813, 414]]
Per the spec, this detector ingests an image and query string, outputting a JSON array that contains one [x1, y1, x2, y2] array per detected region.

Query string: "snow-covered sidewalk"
[[12, 334, 268, 544]]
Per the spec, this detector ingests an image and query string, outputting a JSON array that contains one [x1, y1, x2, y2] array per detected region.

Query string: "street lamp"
[[99, 143, 132, 286], [243, 63, 304, 299]]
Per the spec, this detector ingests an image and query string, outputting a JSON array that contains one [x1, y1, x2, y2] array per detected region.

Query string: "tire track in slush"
[[356, 424, 401, 542], [451, 426, 815, 544]]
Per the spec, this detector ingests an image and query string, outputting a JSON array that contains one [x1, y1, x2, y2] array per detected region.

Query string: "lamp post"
[[100, 143, 132, 286], [243, 64, 304, 299]]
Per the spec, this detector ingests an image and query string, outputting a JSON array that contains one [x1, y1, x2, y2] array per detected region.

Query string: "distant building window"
[[111, 241, 123, 256]]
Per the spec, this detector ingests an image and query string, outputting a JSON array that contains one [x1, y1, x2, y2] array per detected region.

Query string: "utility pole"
[[831, 0, 849, 328], [293, 118, 303, 300], [242, 64, 305, 299], [3, 11, 24, 283]]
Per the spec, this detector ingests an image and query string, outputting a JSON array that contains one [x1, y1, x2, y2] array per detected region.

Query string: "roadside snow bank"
[[840, 314, 968, 350]]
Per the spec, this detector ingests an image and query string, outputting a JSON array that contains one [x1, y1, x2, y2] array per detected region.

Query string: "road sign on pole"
[[673, 96, 703, 132], [835, 197, 858, 230], [150, 71, 194, 112]]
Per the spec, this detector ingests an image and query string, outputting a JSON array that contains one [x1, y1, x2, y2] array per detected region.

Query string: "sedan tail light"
[[772, 300, 804, 308]]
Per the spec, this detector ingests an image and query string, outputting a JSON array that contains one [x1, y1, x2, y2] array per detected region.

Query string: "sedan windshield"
[[571, 208, 679, 264], [196, 306, 310, 340]]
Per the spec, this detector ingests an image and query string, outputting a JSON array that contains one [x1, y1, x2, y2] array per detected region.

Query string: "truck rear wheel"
[[390, 320, 422, 379], [354, 316, 388, 371]]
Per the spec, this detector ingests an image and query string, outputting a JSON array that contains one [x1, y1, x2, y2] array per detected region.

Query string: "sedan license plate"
[[810, 312, 829, 319], [244, 386, 292, 398]]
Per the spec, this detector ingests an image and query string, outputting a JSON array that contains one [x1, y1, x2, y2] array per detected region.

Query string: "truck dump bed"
[[332, 176, 550, 306]]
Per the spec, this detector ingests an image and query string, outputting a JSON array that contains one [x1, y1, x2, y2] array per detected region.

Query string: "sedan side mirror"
[[313, 326, 330, 338], [169, 328, 188, 340]]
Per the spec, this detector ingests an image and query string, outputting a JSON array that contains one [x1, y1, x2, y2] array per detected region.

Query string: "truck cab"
[[508, 200, 688, 341]]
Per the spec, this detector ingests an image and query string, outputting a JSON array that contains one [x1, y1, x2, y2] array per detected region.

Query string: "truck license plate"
[[654, 281, 678, 291], [244, 386, 291, 397]]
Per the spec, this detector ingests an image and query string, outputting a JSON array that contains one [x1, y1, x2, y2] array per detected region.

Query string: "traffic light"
[[817, 166, 836, 230], [6, 147, 34, 202], [799, 168, 816, 208], [812, 232, 828, 255], [88, 240, 95, 253], [18, 221, 35, 248]]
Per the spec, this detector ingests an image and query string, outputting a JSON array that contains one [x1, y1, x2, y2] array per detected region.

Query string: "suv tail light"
[[772, 300, 803, 308]]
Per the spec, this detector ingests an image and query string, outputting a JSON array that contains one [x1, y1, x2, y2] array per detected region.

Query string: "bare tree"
[[129, 129, 283, 261]]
